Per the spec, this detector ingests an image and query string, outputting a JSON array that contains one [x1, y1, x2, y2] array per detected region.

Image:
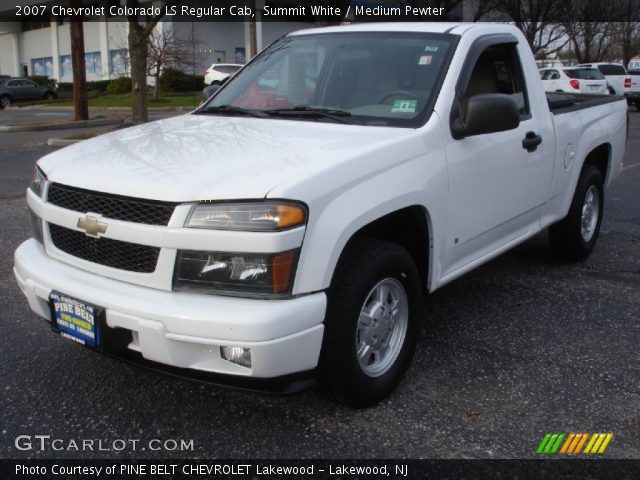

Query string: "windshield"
[[565, 68, 605, 80], [199, 32, 455, 127]]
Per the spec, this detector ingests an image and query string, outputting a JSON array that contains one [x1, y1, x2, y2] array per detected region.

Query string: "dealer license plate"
[[50, 292, 102, 347]]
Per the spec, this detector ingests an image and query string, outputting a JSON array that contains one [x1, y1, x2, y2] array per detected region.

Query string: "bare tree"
[[559, 0, 617, 63], [616, 22, 640, 66], [611, 1, 640, 66], [126, 0, 176, 124], [146, 27, 202, 101], [69, 0, 88, 121], [476, 0, 568, 56]]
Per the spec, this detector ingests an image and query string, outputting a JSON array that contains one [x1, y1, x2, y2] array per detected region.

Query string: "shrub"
[[106, 77, 132, 95], [87, 80, 111, 93], [56, 80, 112, 95], [158, 68, 204, 93]]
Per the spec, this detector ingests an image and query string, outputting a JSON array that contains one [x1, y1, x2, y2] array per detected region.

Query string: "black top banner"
[[4, 0, 640, 23]]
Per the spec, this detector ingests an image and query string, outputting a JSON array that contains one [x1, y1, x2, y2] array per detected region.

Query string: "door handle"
[[522, 131, 542, 152]]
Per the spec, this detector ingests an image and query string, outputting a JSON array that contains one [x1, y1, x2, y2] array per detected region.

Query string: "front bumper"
[[14, 239, 326, 386]]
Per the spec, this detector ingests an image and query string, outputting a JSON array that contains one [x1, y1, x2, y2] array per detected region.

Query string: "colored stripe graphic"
[[559, 433, 575, 454], [574, 433, 589, 454], [537, 433, 613, 454]]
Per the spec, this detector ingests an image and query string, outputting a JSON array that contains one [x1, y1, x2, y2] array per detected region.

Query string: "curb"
[[0, 117, 130, 133], [47, 138, 83, 146]]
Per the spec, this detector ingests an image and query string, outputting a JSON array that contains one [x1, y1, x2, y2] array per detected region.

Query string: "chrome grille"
[[48, 224, 160, 273], [47, 183, 177, 226]]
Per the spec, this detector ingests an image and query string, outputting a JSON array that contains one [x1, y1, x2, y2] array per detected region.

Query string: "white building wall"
[[20, 27, 51, 76], [173, 22, 246, 70], [0, 32, 20, 76], [51, 21, 129, 82], [1, 20, 318, 80]]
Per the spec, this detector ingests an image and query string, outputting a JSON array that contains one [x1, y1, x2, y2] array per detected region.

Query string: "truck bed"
[[546, 92, 624, 114]]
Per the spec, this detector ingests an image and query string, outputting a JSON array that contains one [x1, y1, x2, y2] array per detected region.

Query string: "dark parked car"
[[0, 78, 57, 108]]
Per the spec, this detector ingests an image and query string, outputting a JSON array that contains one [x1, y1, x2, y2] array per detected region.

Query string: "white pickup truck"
[[15, 23, 627, 407]]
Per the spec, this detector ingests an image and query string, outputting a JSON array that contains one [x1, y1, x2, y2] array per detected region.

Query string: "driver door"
[[442, 39, 555, 278]]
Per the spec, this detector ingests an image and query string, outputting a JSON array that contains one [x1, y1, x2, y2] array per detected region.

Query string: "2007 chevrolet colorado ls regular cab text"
[[15, 23, 627, 407]]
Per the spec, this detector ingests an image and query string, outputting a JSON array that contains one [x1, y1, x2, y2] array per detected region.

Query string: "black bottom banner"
[[2, 459, 639, 480]]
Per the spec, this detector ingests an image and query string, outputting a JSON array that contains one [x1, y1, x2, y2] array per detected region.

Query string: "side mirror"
[[451, 94, 520, 139], [201, 77, 230, 100], [202, 84, 220, 100]]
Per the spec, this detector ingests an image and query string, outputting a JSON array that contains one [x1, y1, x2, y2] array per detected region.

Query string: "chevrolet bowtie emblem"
[[77, 215, 107, 238]]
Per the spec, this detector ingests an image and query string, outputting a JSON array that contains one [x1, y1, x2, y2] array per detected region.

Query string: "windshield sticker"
[[424, 45, 439, 52], [391, 100, 417, 113], [419, 55, 433, 65]]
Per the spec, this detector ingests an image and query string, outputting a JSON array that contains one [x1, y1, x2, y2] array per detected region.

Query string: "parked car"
[[576, 62, 631, 96], [16, 23, 627, 407], [204, 63, 243, 86], [539, 67, 608, 95], [0, 78, 57, 109], [626, 69, 640, 109]]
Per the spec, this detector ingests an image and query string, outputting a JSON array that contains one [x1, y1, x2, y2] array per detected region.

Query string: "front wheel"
[[319, 239, 421, 408], [549, 165, 604, 261]]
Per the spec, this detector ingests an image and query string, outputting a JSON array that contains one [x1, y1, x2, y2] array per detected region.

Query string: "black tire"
[[549, 165, 604, 261], [0, 95, 10, 109], [319, 238, 422, 408], [44, 91, 55, 101], [608, 87, 616, 95]]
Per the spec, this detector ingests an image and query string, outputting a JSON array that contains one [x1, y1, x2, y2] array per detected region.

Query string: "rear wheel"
[[549, 165, 604, 261], [608, 87, 616, 95], [0, 95, 10, 109], [44, 91, 55, 101], [319, 239, 421, 408]]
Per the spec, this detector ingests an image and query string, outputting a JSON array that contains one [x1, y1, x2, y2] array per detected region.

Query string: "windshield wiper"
[[264, 105, 353, 124], [197, 104, 268, 118]]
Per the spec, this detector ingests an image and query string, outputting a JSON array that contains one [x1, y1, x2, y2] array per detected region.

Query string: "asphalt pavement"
[[0, 108, 638, 460]]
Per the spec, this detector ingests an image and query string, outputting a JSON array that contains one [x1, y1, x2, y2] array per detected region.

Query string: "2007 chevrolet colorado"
[[15, 23, 627, 407]]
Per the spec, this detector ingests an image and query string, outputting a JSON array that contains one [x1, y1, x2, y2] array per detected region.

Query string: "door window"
[[463, 43, 530, 116]]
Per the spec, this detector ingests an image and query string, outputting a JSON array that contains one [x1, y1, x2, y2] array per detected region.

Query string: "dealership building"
[[0, 2, 309, 81]]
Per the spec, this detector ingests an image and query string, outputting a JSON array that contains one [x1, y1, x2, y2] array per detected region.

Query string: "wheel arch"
[[582, 143, 611, 185], [332, 205, 432, 295]]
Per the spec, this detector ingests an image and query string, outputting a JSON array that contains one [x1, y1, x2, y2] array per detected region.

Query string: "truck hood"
[[38, 114, 409, 202]]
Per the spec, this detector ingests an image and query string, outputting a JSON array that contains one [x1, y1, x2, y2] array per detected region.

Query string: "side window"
[[550, 70, 560, 80], [540, 70, 548, 80], [464, 43, 530, 116], [7, 80, 20, 87]]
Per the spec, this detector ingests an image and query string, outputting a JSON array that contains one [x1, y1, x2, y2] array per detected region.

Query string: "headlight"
[[29, 165, 47, 199], [186, 201, 306, 231], [173, 249, 298, 296]]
